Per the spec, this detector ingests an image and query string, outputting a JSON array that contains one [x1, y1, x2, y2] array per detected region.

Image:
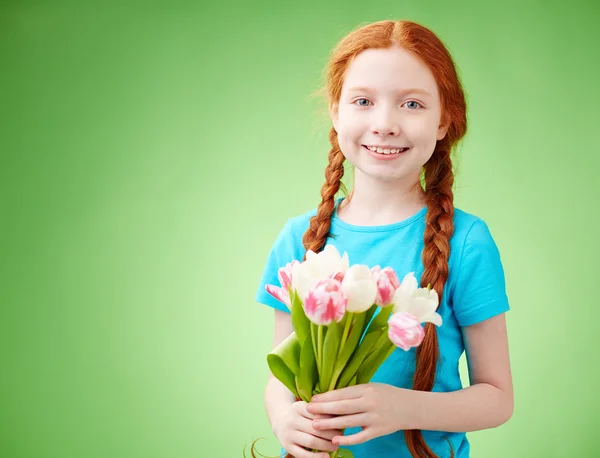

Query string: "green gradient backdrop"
[[1, 1, 599, 457]]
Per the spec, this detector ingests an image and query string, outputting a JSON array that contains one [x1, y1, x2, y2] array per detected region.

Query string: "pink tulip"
[[329, 271, 345, 282], [265, 260, 299, 309], [303, 278, 347, 325], [371, 266, 400, 307], [388, 312, 425, 351]]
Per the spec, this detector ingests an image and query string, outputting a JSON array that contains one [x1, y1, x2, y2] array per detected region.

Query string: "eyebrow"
[[347, 86, 433, 97]]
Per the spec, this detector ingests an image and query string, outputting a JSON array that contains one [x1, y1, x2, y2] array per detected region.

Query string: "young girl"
[[256, 19, 513, 458]]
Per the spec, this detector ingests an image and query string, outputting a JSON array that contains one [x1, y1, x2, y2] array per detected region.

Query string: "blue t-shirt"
[[255, 197, 510, 458]]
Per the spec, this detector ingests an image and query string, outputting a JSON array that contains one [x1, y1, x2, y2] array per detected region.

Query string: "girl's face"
[[330, 46, 449, 183]]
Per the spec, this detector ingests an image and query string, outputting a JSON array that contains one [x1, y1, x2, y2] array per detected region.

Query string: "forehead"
[[341, 46, 439, 98]]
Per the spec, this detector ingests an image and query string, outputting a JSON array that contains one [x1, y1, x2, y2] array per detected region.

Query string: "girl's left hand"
[[306, 382, 415, 446]]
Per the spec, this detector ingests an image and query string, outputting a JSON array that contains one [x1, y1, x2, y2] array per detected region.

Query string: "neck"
[[337, 171, 427, 226]]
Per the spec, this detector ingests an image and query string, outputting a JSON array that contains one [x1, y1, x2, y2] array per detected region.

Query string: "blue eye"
[[354, 98, 371, 107], [353, 98, 423, 109], [404, 100, 423, 109]]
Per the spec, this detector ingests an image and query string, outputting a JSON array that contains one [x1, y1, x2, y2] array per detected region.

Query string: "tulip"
[[341, 264, 378, 313], [265, 260, 299, 309], [391, 272, 442, 326], [292, 244, 349, 301], [371, 265, 401, 307], [303, 278, 347, 326], [387, 312, 426, 351]]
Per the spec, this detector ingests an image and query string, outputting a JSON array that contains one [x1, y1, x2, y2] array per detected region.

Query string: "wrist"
[[394, 386, 421, 431]]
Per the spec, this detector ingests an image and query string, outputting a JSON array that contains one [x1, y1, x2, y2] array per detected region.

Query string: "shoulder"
[[266, 203, 319, 259], [449, 207, 503, 264], [451, 207, 488, 241], [447, 207, 510, 326], [447, 207, 504, 292], [286, 206, 316, 234]]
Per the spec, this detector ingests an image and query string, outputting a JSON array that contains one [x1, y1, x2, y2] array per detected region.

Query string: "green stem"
[[317, 325, 323, 375], [327, 314, 354, 392], [338, 313, 354, 356]]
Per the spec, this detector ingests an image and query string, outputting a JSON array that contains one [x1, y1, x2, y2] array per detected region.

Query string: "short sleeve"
[[254, 219, 299, 313], [451, 219, 510, 327]]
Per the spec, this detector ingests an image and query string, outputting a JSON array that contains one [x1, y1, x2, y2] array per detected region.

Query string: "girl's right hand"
[[272, 400, 344, 458]]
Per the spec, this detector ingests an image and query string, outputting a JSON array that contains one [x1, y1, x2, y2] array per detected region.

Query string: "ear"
[[437, 113, 450, 141], [329, 102, 339, 132]]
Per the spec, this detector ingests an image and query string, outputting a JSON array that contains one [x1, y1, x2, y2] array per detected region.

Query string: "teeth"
[[366, 146, 407, 154]]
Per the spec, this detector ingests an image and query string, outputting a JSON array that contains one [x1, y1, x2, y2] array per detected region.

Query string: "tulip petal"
[[388, 312, 426, 351], [421, 312, 443, 326], [409, 295, 438, 322], [391, 287, 412, 314], [342, 264, 378, 313], [265, 284, 290, 309], [400, 272, 418, 294]]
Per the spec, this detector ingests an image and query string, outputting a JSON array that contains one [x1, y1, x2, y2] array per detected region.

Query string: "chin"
[[356, 165, 405, 182]]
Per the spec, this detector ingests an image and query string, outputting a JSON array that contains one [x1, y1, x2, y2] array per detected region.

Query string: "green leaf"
[[319, 320, 341, 392], [337, 448, 354, 457], [328, 313, 366, 391], [295, 375, 308, 402], [291, 289, 310, 344], [365, 306, 393, 334], [336, 328, 382, 388], [296, 331, 318, 402], [267, 354, 298, 398], [310, 322, 321, 379], [362, 304, 378, 334], [269, 332, 301, 375], [356, 339, 396, 384]]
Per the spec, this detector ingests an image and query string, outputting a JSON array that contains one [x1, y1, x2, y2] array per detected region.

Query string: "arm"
[[408, 313, 514, 432], [264, 310, 296, 433]]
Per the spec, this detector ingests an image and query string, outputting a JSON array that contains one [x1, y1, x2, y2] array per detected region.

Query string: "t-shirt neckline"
[[331, 197, 428, 233]]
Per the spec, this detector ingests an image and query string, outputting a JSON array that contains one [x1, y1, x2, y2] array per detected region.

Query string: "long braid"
[[283, 127, 346, 458], [404, 144, 456, 457], [301, 128, 346, 260]]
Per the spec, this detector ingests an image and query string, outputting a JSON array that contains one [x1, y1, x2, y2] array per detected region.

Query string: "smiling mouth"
[[362, 145, 411, 155]]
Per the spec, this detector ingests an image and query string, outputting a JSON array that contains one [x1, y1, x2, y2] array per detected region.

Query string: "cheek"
[[338, 124, 364, 149]]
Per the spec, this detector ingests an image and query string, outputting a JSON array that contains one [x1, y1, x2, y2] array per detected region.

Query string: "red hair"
[[299, 19, 468, 457]]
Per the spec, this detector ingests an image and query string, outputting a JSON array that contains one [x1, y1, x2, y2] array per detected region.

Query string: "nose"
[[371, 107, 400, 137]]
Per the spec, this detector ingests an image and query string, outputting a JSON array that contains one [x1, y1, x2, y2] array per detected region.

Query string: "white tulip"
[[292, 244, 349, 301], [391, 272, 442, 326], [341, 264, 378, 313]]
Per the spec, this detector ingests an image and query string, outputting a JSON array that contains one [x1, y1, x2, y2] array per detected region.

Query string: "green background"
[[2, 1, 599, 457]]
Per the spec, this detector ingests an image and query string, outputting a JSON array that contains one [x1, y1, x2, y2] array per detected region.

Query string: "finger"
[[333, 428, 373, 446], [298, 416, 343, 441], [299, 403, 335, 421], [313, 413, 336, 420], [286, 444, 330, 458], [310, 385, 365, 402], [313, 413, 368, 431], [294, 430, 339, 453], [312, 428, 344, 441], [308, 398, 363, 416]]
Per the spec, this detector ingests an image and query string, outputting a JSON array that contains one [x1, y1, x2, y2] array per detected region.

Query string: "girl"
[[256, 19, 513, 458]]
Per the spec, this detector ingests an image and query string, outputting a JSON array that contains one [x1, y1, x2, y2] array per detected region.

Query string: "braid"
[[301, 127, 346, 260], [404, 145, 456, 458]]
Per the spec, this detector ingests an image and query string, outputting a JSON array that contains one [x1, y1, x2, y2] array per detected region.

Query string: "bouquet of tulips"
[[257, 245, 443, 458]]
